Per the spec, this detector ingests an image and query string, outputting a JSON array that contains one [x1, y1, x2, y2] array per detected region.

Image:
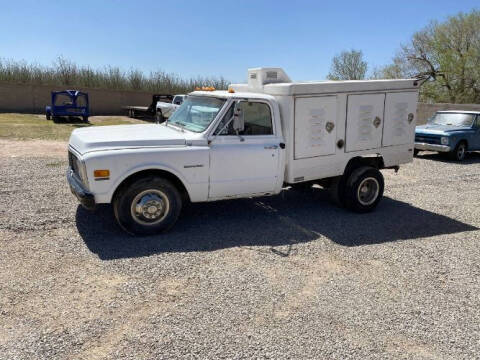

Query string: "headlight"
[[77, 159, 89, 189], [441, 137, 449, 145]]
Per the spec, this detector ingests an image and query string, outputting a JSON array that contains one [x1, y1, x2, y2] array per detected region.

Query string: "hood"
[[416, 123, 473, 136], [69, 124, 187, 154]]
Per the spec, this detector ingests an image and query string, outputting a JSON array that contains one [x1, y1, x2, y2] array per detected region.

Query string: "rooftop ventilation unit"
[[247, 67, 291, 88]]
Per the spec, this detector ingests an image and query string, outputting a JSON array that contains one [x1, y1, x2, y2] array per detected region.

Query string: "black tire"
[[449, 141, 467, 161], [344, 166, 384, 213], [328, 176, 346, 207], [46, 113, 51, 120], [155, 110, 164, 124], [113, 176, 182, 235]]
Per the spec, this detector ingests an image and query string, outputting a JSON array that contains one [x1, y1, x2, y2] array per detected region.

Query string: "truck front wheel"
[[155, 110, 164, 124], [449, 141, 467, 161], [344, 166, 384, 213], [113, 177, 182, 235]]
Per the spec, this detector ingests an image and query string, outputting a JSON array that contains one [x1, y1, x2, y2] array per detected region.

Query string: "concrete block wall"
[[0, 82, 153, 115], [416, 103, 480, 125], [1, 82, 479, 119]]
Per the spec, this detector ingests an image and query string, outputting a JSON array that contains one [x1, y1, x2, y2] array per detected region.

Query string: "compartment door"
[[382, 92, 418, 146], [346, 94, 385, 152], [294, 96, 337, 159]]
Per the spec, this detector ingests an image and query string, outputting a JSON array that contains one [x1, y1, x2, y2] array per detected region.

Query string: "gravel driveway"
[[1, 141, 479, 359]]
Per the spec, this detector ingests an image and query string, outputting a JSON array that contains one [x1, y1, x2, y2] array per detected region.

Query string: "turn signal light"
[[94, 169, 110, 178], [228, 87, 235, 93], [194, 86, 216, 91]]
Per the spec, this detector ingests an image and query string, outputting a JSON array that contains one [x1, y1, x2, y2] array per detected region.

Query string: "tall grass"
[[0, 57, 230, 93]]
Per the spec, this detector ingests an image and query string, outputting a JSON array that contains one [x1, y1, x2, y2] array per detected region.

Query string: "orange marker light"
[[228, 87, 235, 93], [94, 169, 110, 178]]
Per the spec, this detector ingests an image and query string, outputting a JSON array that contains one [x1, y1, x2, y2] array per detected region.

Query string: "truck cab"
[[67, 67, 419, 235], [415, 110, 480, 161]]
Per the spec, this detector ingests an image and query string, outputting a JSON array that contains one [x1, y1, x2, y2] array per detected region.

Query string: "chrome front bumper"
[[415, 142, 451, 152], [67, 168, 95, 210]]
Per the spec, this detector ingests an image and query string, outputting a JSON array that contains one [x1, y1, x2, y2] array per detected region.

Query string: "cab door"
[[208, 101, 282, 199]]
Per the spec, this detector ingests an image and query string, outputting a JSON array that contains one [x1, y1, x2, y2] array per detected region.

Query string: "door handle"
[[264, 145, 278, 150]]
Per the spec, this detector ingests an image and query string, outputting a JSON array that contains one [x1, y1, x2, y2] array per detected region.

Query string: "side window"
[[54, 94, 72, 106], [214, 101, 273, 136], [476, 115, 480, 127], [76, 95, 87, 107], [214, 104, 235, 135]]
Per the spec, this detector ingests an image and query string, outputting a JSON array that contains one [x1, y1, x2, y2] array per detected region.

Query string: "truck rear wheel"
[[344, 166, 384, 213], [113, 176, 182, 235]]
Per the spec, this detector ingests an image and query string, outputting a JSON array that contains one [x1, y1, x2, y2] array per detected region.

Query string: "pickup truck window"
[[55, 94, 73, 106], [168, 96, 226, 132], [215, 101, 273, 136], [76, 94, 87, 107], [428, 113, 475, 126]]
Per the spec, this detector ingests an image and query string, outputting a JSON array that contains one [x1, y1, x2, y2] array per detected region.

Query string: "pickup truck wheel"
[[344, 166, 384, 213], [114, 177, 182, 235], [155, 110, 164, 124], [449, 141, 466, 161]]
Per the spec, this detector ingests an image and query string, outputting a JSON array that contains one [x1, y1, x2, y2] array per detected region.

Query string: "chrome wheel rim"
[[130, 189, 170, 226], [357, 177, 380, 206]]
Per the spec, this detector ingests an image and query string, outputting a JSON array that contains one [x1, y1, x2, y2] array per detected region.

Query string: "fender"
[[100, 162, 205, 204]]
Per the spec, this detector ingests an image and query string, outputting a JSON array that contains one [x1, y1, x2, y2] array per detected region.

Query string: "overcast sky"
[[0, 0, 477, 82]]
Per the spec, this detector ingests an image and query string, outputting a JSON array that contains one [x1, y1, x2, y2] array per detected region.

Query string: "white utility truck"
[[67, 68, 419, 235]]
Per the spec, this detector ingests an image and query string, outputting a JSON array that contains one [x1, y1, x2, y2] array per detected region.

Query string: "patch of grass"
[[0, 113, 145, 141]]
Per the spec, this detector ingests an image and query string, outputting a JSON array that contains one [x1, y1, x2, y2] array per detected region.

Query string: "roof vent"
[[247, 67, 291, 88]]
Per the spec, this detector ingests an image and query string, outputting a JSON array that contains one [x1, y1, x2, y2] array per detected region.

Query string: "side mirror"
[[232, 102, 244, 133]]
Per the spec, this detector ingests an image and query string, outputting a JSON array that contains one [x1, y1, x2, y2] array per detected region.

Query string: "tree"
[[389, 10, 480, 103], [327, 49, 368, 80]]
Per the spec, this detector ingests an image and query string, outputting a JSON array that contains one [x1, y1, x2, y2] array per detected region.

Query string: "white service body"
[[68, 67, 419, 206]]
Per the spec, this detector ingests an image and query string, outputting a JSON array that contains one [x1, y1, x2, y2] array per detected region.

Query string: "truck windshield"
[[428, 113, 475, 127], [167, 96, 226, 132]]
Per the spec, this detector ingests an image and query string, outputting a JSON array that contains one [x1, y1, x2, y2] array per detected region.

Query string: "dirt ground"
[[0, 138, 68, 157], [1, 139, 480, 359]]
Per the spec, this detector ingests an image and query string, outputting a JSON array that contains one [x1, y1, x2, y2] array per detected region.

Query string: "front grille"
[[415, 135, 440, 144]]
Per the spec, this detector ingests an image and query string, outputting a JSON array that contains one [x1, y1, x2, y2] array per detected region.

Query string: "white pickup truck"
[[67, 68, 419, 235], [155, 94, 186, 123]]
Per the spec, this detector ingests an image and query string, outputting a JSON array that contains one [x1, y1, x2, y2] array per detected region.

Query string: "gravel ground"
[[1, 145, 480, 360]]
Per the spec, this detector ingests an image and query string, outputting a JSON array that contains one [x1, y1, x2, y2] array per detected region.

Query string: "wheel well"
[[457, 139, 468, 148], [112, 169, 190, 203], [344, 156, 385, 176]]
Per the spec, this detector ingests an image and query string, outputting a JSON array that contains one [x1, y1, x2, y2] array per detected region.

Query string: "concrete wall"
[[1, 82, 479, 119], [416, 103, 480, 125], [0, 82, 153, 115]]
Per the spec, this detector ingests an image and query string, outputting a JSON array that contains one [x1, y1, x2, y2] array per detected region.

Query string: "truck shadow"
[[416, 151, 480, 164], [76, 188, 477, 260]]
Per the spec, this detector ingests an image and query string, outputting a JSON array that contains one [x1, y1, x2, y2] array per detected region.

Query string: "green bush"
[[0, 57, 229, 93]]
